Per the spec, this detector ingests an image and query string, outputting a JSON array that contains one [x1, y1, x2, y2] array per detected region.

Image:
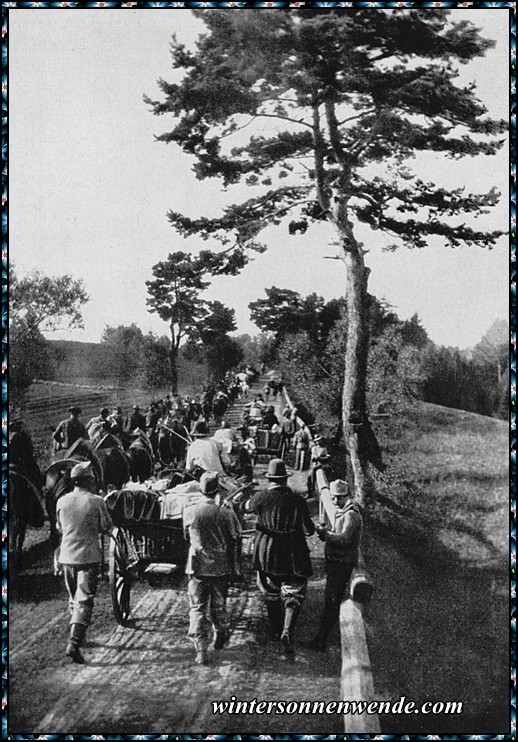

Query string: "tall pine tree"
[[146, 10, 506, 502]]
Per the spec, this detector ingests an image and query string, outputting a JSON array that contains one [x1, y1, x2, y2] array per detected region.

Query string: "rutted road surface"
[[10, 384, 345, 734], [9, 496, 343, 735]]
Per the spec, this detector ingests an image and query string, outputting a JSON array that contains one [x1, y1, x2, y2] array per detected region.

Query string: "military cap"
[[329, 479, 349, 497], [70, 461, 95, 481], [200, 471, 219, 497]]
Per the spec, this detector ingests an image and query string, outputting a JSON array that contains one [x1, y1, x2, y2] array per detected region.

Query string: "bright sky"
[[9, 8, 509, 350]]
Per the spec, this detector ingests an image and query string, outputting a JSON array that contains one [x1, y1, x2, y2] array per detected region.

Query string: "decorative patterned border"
[[1, 2, 515, 740]]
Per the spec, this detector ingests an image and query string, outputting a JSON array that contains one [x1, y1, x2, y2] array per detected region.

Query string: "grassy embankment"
[[361, 401, 508, 733]]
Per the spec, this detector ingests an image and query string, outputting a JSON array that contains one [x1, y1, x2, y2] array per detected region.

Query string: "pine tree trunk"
[[169, 323, 179, 395], [337, 229, 371, 506]]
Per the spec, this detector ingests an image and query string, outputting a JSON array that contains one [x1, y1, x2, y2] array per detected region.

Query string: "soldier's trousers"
[[63, 564, 99, 626], [187, 575, 230, 643]]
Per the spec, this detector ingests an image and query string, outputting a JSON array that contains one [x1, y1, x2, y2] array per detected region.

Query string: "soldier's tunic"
[[53, 417, 88, 451], [247, 484, 315, 607], [56, 487, 113, 626]]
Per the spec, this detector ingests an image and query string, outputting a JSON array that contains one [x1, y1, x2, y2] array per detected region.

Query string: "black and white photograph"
[[7, 4, 510, 736]]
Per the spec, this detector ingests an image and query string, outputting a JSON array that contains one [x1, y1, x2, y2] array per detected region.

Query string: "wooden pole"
[[315, 463, 379, 733], [340, 600, 381, 733]]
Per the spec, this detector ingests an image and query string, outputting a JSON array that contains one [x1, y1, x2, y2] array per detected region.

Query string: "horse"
[[94, 433, 131, 490], [157, 420, 189, 468], [8, 465, 46, 571], [126, 430, 154, 483], [52, 437, 104, 485], [213, 395, 228, 427]]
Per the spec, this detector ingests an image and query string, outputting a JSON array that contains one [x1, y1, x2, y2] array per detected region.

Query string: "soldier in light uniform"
[[56, 461, 113, 664], [309, 479, 363, 651], [184, 472, 242, 665]]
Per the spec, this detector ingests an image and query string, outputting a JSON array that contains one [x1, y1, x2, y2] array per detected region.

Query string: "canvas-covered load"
[[105, 488, 162, 524]]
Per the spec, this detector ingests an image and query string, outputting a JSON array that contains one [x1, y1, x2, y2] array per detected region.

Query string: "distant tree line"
[[10, 260, 246, 407], [421, 319, 507, 419], [43, 312, 243, 396], [10, 267, 506, 425], [248, 287, 507, 436]]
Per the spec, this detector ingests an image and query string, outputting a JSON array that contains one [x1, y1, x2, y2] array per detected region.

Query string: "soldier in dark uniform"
[[53, 407, 89, 452], [145, 403, 161, 455], [246, 458, 315, 657], [262, 406, 280, 430], [125, 404, 146, 433]]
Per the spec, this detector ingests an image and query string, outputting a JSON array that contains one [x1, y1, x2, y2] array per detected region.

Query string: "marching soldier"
[[56, 461, 113, 664], [184, 471, 242, 665], [246, 458, 315, 657], [53, 406, 88, 451]]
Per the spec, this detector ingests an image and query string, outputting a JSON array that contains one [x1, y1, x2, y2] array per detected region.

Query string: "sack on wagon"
[[160, 480, 204, 520]]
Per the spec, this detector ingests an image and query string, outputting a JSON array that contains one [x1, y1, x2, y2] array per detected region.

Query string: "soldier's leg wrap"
[[280, 577, 307, 656]]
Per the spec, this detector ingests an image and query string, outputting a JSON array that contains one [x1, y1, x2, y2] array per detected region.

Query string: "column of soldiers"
[[183, 456, 363, 665], [12, 387, 362, 667]]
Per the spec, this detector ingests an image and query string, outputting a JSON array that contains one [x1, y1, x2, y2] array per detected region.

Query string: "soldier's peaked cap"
[[200, 471, 219, 496], [330, 479, 349, 496], [69, 406, 82, 414], [70, 461, 95, 480]]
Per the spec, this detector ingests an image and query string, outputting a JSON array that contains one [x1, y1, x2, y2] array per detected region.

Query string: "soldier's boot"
[[65, 622, 87, 664], [214, 628, 230, 650], [280, 603, 301, 657], [266, 600, 283, 641]]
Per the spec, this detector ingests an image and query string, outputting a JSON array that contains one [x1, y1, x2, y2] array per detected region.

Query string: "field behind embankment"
[[21, 357, 208, 470], [363, 401, 508, 733]]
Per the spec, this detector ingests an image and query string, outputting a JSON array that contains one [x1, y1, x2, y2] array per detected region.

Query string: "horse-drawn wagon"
[[254, 427, 285, 460], [104, 474, 254, 625]]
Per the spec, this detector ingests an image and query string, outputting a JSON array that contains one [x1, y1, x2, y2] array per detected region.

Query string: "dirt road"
[[9, 471, 345, 735]]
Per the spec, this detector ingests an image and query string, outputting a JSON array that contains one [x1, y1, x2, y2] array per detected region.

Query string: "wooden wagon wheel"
[[109, 526, 131, 625]]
